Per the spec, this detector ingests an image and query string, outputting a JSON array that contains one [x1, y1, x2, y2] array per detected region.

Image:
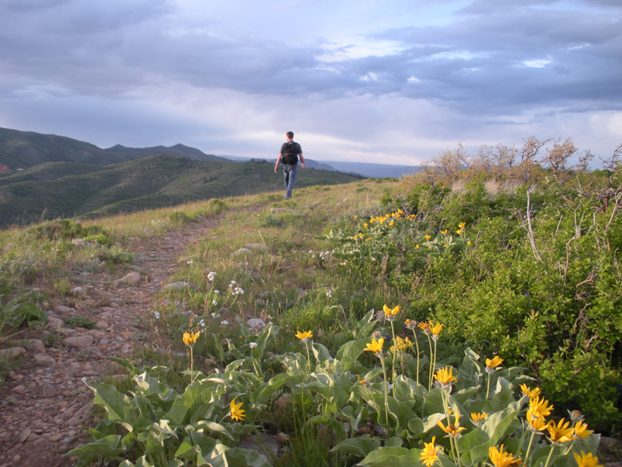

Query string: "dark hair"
[[286, 131, 294, 138]]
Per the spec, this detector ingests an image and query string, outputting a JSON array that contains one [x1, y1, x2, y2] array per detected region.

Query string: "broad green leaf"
[[196, 421, 235, 442], [165, 395, 190, 426], [311, 342, 331, 363], [336, 338, 370, 370], [67, 434, 123, 461], [226, 447, 272, 467], [204, 442, 230, 467], [255, 373, 294, 404], [331, 437, 381, 458], [89, 382, 132, 423], [481, 401, 521, 444], [357, 447, 415, 467]]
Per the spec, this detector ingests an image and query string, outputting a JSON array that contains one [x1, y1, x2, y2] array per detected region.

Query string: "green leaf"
[[336, 338, 370, 370], [67, 434, 123, 461], [254, 373, 294, 404], [226, 447, 272, 467], [358, 447, 420, 467], [196, 421, 235, 442], [311, 342, 331, 363], [89, 382, 132, 423], [331, 437, 381, 458]]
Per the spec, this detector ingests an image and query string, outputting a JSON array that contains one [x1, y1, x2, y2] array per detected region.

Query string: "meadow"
[[0, 140, 620, 466]]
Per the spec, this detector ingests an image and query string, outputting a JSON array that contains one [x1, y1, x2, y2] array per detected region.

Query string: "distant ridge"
[[0, 128, 363, 227]]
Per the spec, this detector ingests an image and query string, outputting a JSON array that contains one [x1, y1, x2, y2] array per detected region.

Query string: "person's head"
[[285, 131, 294, 140]]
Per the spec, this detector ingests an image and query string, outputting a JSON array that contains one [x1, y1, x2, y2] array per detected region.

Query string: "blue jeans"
[[283, 164, 298, 198]]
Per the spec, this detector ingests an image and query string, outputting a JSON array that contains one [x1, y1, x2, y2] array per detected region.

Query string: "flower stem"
[[390, 321, 397, 385], [426, 334, 433, 390], [411, 329, 421, 386], [380, 356, 390, 426], [524, 431, 536, 462], [485, 372, 491, 399], [305, 341, 311, 372], [543, 445, 556, 467]]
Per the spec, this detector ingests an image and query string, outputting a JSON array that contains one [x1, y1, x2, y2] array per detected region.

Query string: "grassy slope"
[[0, 156, 362, 226]]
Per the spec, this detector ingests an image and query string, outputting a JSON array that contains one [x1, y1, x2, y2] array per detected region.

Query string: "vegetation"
[[1, 137, 620, 465]]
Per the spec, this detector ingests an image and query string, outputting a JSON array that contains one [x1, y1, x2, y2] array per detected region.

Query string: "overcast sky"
[[0, 0, 620, 165]]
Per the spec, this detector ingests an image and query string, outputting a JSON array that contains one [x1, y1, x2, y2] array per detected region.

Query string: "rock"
[[247, 318, 266, 331], [68, 403, 92, 426], [63, 335, 94, 349], [95, 320, 109, 330], [19, 427, 31, 443], [0, 347, 26, 360], [114, 271, 142, 286], [232, 247, 252, 256], [23, 339, 46, 353], [47, 316, 64, 331], [33, 353, 55, 366], [54, 305, 74, 314], [13, 384, 26, 394], [45, 432, 64, 442], [163, 281, 190, 291], [70, 286, 85, 296], [244, 243, 269, 252]]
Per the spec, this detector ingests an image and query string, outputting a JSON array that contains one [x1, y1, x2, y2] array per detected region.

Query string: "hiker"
[[274, 131, 305, 199]]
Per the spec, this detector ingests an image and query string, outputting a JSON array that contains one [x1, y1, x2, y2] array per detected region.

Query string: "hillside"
[[0, 127, 227, 171], [0, 155, 362, 226]]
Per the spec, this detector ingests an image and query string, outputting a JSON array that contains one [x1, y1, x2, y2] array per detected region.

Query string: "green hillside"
[[0, 127, 227, 171], [0, 155, 361, 226]]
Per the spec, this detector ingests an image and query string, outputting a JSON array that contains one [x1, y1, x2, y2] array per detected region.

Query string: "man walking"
[[274, 131, 305, 199]]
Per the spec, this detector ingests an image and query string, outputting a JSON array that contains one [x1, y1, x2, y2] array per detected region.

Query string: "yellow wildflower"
[[573, 420, 593, 439], [437, 412, 465, 438], [424, 234, 432, 241], [182, 330, 201, 347], [390, 336, 413, 353], [415, 244, 420, 249], [434, 366, 457, 388], [419, 436, 441, 467], [526, 407, 548, 432], [546, 418, 574, 444], [470, 411, 488, 427], [430, 322, 443, 341], [573, 452, 603, 467], [364, 337, 384, 356], [383, 304, 401, 321], [485, 355, 503, 372], [441, 229, 448, 235], [529, 396, 554, 419], [520, 384, 541, 400], [229, 399, 246, 421], [488, 445, 521, 467], [459, 222, 466, 229], [418, 321, 431, 334], [295, 330, 313, 342]]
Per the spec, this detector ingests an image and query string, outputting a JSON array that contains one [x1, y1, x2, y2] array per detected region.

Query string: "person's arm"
[[299, 151, 305, 168], [274, 154, 281, 173]]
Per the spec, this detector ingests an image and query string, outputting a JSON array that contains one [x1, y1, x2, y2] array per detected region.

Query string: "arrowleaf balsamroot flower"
[[485, 355, 503, 372], [383, 304, 401, 321], [488, 445, 521, 467], [573, 452, 603, 467], [573, 420, 593, 439], [470, 411, 488, 427], [546, 418, 574, 444], [182, 330, 201, 347], [295, 330, 313, 342], [430, 322, 444, 340], [526, 407, 548, 432], [520, 383, 541, 399], [364, 337, 384, 356], [434, 366, 457, 388], [437, 412, 466, 438], [420, 436, 441, 467], [529, 396, 554, 419], [229, 399, 246, 421]]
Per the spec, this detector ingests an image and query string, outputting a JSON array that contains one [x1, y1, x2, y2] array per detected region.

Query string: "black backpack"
[[281, 141, 300, 165]]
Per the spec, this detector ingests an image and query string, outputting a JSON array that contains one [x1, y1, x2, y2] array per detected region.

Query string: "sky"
[[0, 0, 621, 165]]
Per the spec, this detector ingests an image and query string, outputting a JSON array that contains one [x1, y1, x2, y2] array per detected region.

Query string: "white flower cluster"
[[153, 311, 161, 320], [207, 271, 217, 282], [229, 280, 244, 295], [199, 318, 206, 329]]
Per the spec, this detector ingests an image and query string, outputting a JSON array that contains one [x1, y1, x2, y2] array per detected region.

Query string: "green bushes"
[[329, 170, 622, 432]]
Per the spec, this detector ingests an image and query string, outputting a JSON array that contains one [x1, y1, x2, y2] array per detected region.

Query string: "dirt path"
[[0, 216, 219, 466]]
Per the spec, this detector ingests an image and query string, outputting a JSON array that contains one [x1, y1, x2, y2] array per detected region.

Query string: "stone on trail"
[[33, 353, 55, 366], [114, 271, 142, 286], [23, 339, 46, 353], [232, 247, 252, 257], [70, 286, 86, 296], [163, 281, 191, 291], [46, 316, 64, 331], [247, 318, 266, 331], [63, 335, 94, 349], [54, 305, 74, 314], [0, 347, 27, 359]]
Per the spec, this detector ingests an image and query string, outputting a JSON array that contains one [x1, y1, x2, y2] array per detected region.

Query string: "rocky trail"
[[0, 216, 219, 466]]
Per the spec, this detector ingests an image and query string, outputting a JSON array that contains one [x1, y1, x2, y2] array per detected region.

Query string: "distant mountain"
[[0, 127, 226, 172], [0, 155, 362, 227]]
